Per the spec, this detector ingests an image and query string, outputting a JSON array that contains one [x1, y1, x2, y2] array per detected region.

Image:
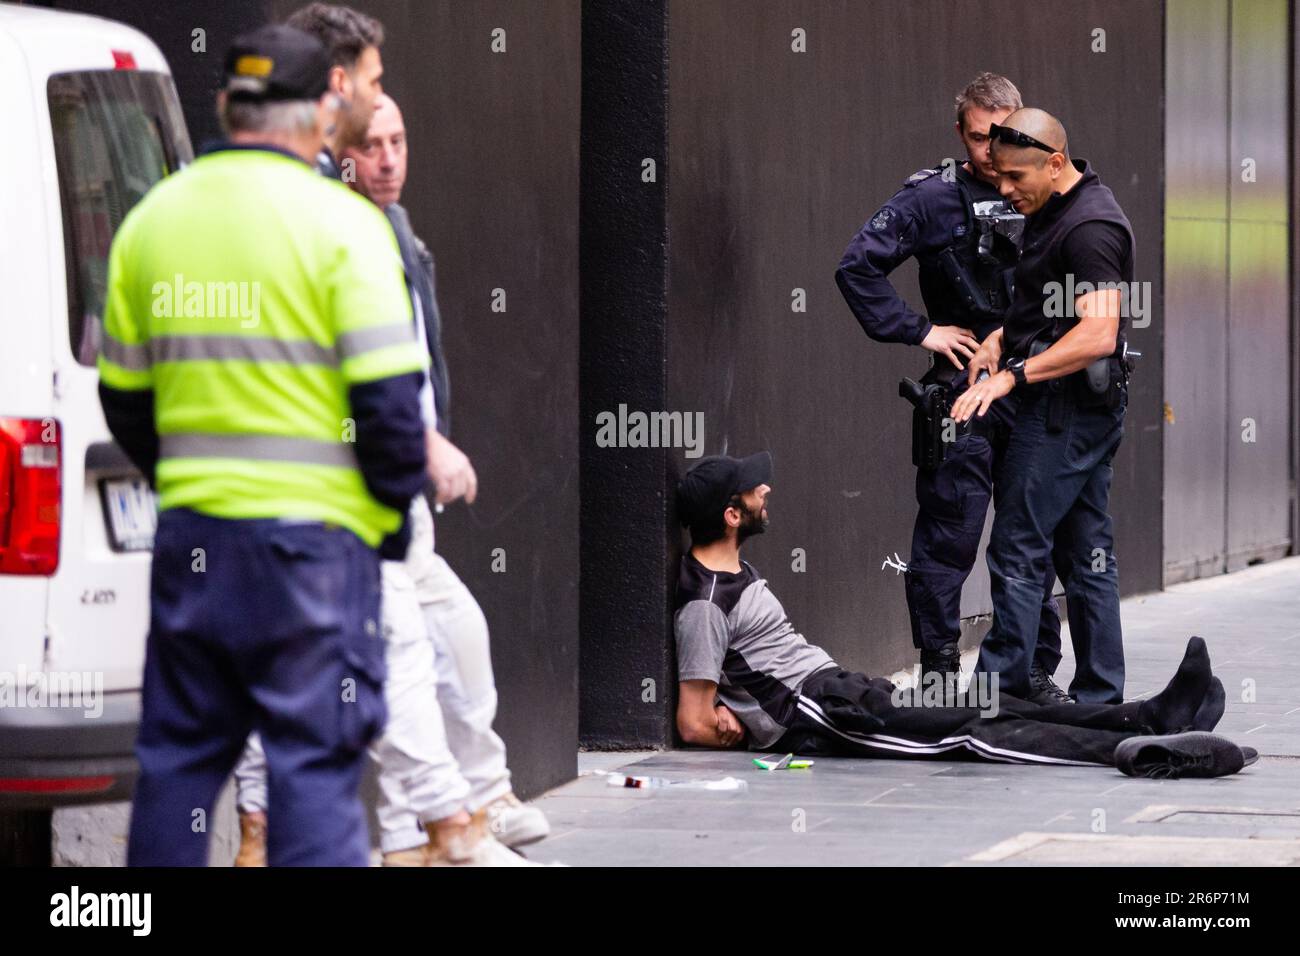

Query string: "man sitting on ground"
[[673, 451, 1256, 778]]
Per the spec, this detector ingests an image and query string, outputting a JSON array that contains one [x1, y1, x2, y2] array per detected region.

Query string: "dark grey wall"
[[665, 0, 1166, 680], [577, 0, 673, 748], [55, 0, 581, 797]]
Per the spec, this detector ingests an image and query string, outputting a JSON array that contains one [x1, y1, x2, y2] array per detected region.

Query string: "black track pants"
[[771, 667, 1152, 766]]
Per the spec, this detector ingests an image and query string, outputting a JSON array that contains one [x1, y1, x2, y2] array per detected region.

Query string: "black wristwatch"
[[1006, 357, 1028, 388]]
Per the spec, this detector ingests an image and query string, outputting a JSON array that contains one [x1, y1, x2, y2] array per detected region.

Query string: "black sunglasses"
[[988, 123, 1061, 155]]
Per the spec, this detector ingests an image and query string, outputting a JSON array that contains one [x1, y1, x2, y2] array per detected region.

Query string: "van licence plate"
[[100, 477, 157, 552]]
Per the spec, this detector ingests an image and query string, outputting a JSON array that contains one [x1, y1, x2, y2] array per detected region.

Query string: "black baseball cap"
[[676, 451, 773, 528], [223, 25, 331, 103]]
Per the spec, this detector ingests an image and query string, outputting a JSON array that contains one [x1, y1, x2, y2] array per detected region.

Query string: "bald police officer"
[[953, 108, 1135, 705], [836, 74, 1067, 702]]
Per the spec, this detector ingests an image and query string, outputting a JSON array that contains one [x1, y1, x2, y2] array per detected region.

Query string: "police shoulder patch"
[[904, 167, 942, 187], [869, 207, 895, 231]]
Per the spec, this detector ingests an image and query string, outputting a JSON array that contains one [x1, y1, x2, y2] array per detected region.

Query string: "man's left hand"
[[951, 369, 1014, 423], [427, 429, 479, 505]]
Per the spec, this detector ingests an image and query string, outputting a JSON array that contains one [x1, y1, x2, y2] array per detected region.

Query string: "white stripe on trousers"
[[794, 696, 1103, 767]]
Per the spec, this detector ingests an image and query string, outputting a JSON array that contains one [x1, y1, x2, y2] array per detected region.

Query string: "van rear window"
[[48, 71, 192, 366]]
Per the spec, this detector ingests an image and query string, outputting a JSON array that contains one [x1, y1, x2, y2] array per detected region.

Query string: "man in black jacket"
[[229, 7, 537, 867], [344, 91, 549, 853], [233, 88, 548, 866]]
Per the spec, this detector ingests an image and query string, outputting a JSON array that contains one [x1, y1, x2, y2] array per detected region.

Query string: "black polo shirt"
[[1002, 159, 1135, 360]]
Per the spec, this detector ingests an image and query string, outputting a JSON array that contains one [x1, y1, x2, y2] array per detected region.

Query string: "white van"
[[0, 4, 191, 849]]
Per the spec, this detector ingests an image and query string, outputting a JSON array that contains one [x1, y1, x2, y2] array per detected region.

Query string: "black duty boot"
[[919, 644, 961, 678], [1027, 662, 1074, 705], [918, 644, 962, 705]]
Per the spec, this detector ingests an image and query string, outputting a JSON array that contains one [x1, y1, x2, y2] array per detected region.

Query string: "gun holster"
[[1080, 340, 1139, 411], [900, 376, 951, 472], [1029, 338, 1139, 430]]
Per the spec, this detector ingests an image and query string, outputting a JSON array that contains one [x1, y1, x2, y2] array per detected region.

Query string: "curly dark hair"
[[286, 3, 384, 70]]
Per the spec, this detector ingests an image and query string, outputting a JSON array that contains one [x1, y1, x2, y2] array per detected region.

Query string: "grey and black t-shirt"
[[674, 552, 836, 748]]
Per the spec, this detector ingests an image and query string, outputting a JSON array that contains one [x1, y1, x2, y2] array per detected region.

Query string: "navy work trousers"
[[978, 386, 1127, 703], [906, 390, 1062, 672], [127, 508, 385, 866]]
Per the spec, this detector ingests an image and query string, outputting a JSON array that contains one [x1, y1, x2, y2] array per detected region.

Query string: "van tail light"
[[0, 418, 61, 575], [111, 50, 136, 70], [0, 776, 115, 795]]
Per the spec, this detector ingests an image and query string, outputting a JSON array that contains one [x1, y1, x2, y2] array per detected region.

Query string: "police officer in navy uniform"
[[953, 108, 1135, 705], [836, 74, 1068, 702]]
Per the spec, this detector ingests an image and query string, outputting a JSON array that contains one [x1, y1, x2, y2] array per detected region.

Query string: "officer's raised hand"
[[966, 327, 1004, 387], [921, 324, 979, 370]]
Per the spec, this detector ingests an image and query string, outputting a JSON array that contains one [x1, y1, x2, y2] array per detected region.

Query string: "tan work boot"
[[484, 792, 551, 848], [234, 810, 267, 867], [380, 844, 431, 867]]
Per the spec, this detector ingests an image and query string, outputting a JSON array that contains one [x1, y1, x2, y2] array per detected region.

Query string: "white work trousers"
[[233, 495, 511, 853]]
